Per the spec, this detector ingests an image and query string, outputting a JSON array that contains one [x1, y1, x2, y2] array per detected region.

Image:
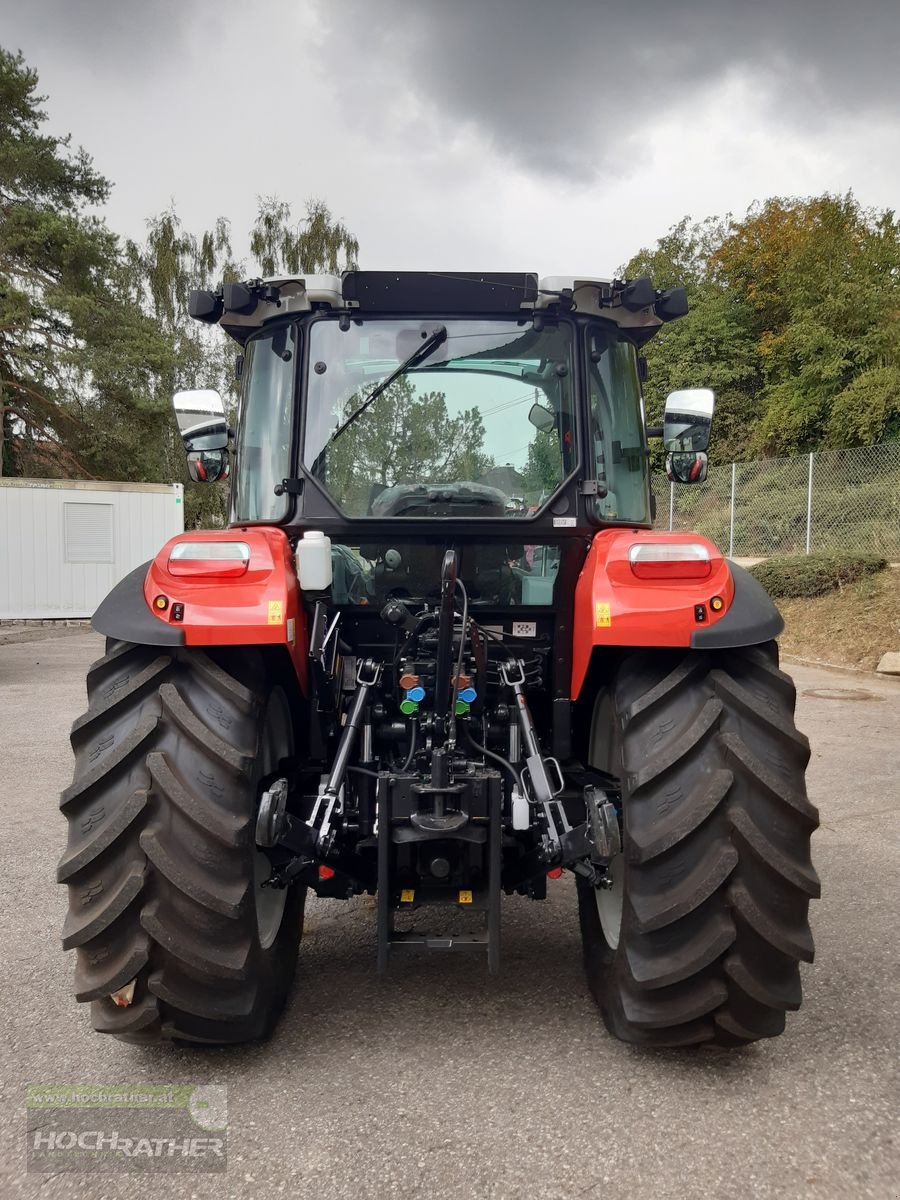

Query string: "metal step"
[[387, 932, 490, 952]]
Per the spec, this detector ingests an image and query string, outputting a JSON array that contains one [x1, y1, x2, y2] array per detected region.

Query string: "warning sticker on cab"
[[267, 599, 284, 625], [595, 602, 612, 628]]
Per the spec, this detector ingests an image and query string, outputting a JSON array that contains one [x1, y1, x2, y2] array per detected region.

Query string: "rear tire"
[[58, 641, 305, 1044], [578, 642, 819, 1047]]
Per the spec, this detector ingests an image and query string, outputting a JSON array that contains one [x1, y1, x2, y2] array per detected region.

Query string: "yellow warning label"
[[267, 599, 283, 625], [400, 888, 415, 903], [595, 602, 612, 628], [458, 890, 473, 905]]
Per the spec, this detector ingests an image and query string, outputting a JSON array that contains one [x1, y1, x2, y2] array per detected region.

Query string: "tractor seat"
[[370, 482, 508, 518]]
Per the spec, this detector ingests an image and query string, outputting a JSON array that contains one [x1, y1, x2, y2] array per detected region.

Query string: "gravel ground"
[[0, 632, 897, 1199]]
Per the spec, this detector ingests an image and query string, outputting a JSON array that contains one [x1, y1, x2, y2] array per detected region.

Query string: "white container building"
[[0, 478, 184, 620]]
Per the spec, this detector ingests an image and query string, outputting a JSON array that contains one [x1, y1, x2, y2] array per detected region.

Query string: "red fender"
[[144, 527, 309, 694], [570, 529, 734, 699]]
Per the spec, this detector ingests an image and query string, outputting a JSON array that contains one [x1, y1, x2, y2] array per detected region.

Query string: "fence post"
[[729, 461, 736, 559], [805, 452, 814, 555], [668, 481, 674, 532]]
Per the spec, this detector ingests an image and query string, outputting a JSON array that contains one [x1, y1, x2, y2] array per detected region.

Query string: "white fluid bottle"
[[296, 530, 333, 591]]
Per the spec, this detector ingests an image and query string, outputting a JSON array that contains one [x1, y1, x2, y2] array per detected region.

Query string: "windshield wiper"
[[327, 324, 448, 447]]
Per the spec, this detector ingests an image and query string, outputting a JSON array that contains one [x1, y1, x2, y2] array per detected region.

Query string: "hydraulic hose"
[[461, 724, 521, 792], [400, 721, 418, 773]]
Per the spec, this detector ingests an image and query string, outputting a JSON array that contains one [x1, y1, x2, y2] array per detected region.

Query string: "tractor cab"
[[183, 270, 699, 527], [179, 271, 706, 592]]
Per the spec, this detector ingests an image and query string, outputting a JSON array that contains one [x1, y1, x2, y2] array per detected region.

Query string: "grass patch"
[[750, 552, 887, 599], [776, 567, 900, 671]]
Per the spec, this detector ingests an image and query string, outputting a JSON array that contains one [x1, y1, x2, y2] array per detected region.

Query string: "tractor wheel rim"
[[255, 688, 292, 950], [254, 850, 286, 949], [595, 853, 624, 951]]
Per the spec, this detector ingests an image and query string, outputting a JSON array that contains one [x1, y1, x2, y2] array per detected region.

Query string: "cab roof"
[[188, 270, 688, 344]]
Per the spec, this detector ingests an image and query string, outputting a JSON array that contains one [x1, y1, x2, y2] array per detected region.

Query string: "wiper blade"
[[328, 324, 448, 446]]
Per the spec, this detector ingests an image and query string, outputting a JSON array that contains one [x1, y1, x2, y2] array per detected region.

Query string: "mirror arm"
[[273, 477, 304, 497], [646, 424, 663, 438]]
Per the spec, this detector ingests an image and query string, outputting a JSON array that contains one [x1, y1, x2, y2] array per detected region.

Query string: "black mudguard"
[[691, 561, 783, 650], [92, 561, 185, 647]]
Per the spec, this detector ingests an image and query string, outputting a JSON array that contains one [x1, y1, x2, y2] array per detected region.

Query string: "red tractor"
[[59, 272, 818, 1046]]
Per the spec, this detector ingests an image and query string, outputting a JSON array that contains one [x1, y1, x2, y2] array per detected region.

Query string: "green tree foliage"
[[522, 429, 560, 498], [0, 46, 363, 530], [123, 210, 242, 526], [250, 196, 359, 277], [0, 48, 166, 478], [622, 218, 762, 465], [0, 47, 223, 509], [122, 199, 361, 525], [828, 366, 900, 446], [325, 376, 492, 512], [623, 196, 900, 461], [713, 195, 900, 453]]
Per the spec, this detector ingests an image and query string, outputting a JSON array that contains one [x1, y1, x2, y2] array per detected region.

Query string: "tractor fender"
[[570, 530, 782, 698], [92, 561, 185, 647], [92, 527, 308, 693], [690, 561, 783, 649]]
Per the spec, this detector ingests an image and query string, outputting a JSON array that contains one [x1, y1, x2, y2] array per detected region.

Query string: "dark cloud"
[[1, 0, 896, 266], [0, 0, 200, 72], [329, 0, 900, 174]]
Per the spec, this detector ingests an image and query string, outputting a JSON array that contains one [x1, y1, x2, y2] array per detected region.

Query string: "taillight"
[[628, 542, 712, 580], [167, 541, 251, 578]]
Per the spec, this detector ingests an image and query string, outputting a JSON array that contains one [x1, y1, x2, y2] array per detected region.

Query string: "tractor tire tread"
[[59, 644, 303, 1044], [579, 641, 818, 1047]]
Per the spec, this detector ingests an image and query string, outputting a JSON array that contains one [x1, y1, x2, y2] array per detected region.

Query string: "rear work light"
[[628, 542, 712, 580], [167, 541, 251, 578]]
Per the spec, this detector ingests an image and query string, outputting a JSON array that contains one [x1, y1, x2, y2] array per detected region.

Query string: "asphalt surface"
[[1, 632, 897, 1199]]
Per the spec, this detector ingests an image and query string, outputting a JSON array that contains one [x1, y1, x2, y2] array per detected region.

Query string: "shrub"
[[750, 553, 888, 599]]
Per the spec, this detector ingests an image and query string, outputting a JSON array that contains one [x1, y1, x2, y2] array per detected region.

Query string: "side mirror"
[[666, 451, 708, 485], [186, 449, 230, 484], [528, 401, 556, 434], [173, 388, 228, 452], [663, 387, 715, 452]]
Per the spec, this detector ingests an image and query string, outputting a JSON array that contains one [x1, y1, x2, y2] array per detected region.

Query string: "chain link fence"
[[653, 441, 900, 560]]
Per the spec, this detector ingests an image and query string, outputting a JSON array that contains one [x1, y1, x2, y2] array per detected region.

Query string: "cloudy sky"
[[3, 0, 899, 276]]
